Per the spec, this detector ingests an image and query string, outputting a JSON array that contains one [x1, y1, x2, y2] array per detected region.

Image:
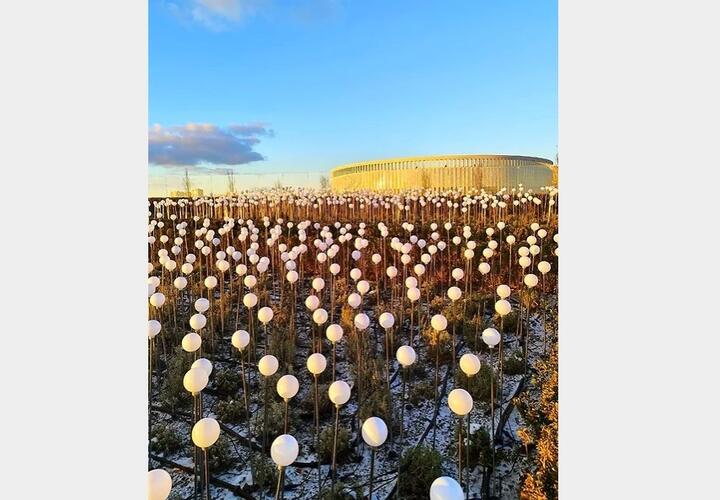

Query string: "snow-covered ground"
[[151, 286, 557, 499]]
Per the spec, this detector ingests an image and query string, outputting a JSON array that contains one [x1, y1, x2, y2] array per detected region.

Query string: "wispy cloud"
[[192, 0, 267, 29], [149, 123, 274, 170], [164, 0, 342, 30]]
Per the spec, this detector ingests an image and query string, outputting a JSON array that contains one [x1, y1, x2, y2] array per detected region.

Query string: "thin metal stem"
[[204, 448, 210, 500]]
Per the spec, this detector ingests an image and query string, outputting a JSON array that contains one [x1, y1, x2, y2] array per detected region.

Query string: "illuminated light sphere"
[[231, 330, 250, 351], [414, 263, 426, 276], [357, 280, 370, 295], [447, 286, 462, 302], [386, 266, 398, 278], [361, 417, 388, 447], [286, 270, 299, 283], [204, 276, 217, 289], [244, 275, 257, 288], [407, 287, 421, 302], [243, 293, 258, 309], [524, 273, 539, 288], [451, 268, 464, 281], [329, 263, 341, 275], [194, 298, 210, 313], [431, 314, 448, 332], [149, 292, 165, 308], [448, 388, 474, 416], [271, 434, 299, 467], [378, 312, 395, 329], [328, 380, 351, 406], [181, 263, 193, 274], [307, 352, 327, 375], [148, 320, 161, 339], [496, 284, 511, 299], [305, 294, 320, 311], [147, 469, 172, 500], [313, 308, 329, 325], [182, 332, 202, 353], [276, 374, 300, 400], [396, 345, 417, 367], [183, 367, 208, 394], [537, 261, 551, 275], [354, 313, 370, 331], [173, 276, 188, 290], [478, 262, 491, 275], [350, 268, 362, 281], [347, 293, 362, 309], [192, 357, 213, 376], [191, 417, 221, 449], [459, 353, 481, 376], [430, 476, 464, 500], [258, 355, 279, 377], [312, 277, 325, 291], [506, 235, 516, 245], [258, 306, 274, 324], [519, 256, 531, 269], [518, 247, 530, 257], [495, 299, 512, 316], [326, 324, 344, 343], [482, 327, 501, 348], [189, 313, 207, 331]]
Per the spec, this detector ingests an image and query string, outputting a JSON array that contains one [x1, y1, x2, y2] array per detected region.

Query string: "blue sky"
[[149, 0, 557, 192]]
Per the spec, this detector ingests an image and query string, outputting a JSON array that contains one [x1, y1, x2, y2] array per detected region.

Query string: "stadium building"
[[330, 154, 556, 192]]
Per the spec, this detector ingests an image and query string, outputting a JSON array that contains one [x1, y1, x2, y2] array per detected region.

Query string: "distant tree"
[[319, 175, 329, 189], [182, 168, 192, 197], [226, 169, 236, 194], [274, 178, 283, 189]]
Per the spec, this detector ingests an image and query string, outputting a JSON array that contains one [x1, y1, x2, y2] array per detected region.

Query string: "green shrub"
[[503, 351, 525, 376], [216, 398, 246, 424], [150, 423, 183, 455], [358, 387, 391, 422], [251, 397, 286, 439], [409, 379, 437, 406], [398, 445, 442, 498], [212, 368, 242, 397], [493, 310, 518, 333], [208, 435, 234, 473], [301, 382, 334, 418], [158, 346, 192, 411], [317, 424, 352, 464], [466, 428, 493, 468], [458, 363, 495, 402], [319, 484, 355, 500], [249, 453, 278, 491]]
